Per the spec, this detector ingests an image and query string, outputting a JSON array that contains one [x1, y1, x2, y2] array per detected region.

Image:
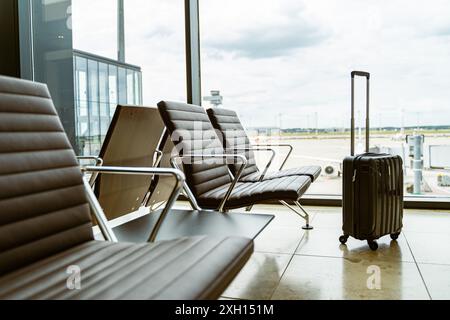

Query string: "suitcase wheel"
[[368, 240, 378, 251], [390, 232, 401, 241], [339, 235, 349, 245]]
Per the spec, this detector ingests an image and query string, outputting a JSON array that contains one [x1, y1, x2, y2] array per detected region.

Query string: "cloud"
[[203, 7, 329, 59], [144, 25, 174, 39], [205, 23, 327, 59], [433, 26, 450, 37]]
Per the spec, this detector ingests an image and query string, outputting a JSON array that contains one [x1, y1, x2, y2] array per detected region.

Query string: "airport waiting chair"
[[157, 101, 315, 230], [0, 76, 253, 300], [91, 105, 273, 243], [207, 107, 322, 183]]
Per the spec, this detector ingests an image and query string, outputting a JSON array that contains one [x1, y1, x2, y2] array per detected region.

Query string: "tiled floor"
[[220, 205, 450, 300]]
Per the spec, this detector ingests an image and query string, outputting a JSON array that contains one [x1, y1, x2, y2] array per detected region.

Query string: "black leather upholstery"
[[207, 108, 322, 182], [157, 101, 312, 210], [206, 108, 260, 178], [0, 236, 253, 300], [157, 101, 233, 197], [0, 76, 254, 300], [0, 76, 94, 276]]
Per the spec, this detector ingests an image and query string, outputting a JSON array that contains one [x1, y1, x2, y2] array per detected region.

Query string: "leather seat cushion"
[[0, 236, 253, 300], [198, 175, 311, 209], [241, 166, 322, 182]]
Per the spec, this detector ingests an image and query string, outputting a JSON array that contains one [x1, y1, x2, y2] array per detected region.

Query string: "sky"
[[72, 0, 450, 129]]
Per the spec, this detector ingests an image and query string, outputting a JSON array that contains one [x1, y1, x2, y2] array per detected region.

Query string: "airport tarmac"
[[250, 135, 450, 198]]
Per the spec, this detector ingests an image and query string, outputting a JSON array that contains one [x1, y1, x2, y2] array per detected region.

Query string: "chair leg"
[[279, 200, 314, 230]]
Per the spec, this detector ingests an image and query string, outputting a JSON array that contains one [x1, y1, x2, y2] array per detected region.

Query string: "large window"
[[124, 0, 187, 106], [200, 0, 450, 199], [72, 0, 186, 154]]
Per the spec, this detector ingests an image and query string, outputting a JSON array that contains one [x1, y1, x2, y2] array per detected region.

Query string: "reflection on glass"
[[20, 0, 77, 148]]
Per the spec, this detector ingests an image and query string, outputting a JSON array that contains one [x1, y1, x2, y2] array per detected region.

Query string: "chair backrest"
[[95, 105, 165, 220], [157, 101, 232, 198], [207, 108, 259, 178], [0, 76, 93, 276]]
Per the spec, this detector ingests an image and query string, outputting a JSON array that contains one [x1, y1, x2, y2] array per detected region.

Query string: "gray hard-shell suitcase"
[[340, 71, 404, 251]]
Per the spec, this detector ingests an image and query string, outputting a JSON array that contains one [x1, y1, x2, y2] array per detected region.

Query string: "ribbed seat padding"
[[157, 101, 233, 198], [0, 76, 94, 276], [0, 76, 253, 300], [207, 108, 322, 182], [157, 101, 312, 210], [0, 236, 253, 300]]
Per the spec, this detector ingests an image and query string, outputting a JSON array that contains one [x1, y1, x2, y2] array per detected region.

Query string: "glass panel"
[[118, 67, 127, 104], [127, 69, 135, 104], [21, 0, 76, 149], [200, 0, 450, 199], [99, 62, 109, 116], [109, 65, 118, 117], [134, 71, 140, 105], [75, 56, 90, 156], [88, 59, 100, 137], [124, 0, 187, 105]]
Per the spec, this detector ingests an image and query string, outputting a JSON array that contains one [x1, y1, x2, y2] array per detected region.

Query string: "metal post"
[[413, 135, 424, 194], [185, 0, 202, 105], [117, 0, 125, 62]]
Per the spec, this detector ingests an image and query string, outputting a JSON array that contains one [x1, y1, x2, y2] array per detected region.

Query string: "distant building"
[[247, 127, 281, 137], [74, 50, 142, 155]]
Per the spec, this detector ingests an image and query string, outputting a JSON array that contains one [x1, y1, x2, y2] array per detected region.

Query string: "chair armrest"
[[77, 155, 103, 165], [77, 156, 104, 186], [225, 147, 277, 181], [154, 150, 163, 167], [171, 154, 248, 212], [82, 166, 186, 242], [253, 144, 294, 170]]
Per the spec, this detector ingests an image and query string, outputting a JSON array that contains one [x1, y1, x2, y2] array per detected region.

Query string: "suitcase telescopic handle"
[[351, 71, 371, 156], [351, 71, 370, 79]]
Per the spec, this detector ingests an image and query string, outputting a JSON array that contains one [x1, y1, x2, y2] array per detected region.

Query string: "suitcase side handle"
[[351, 71, 370, 79]]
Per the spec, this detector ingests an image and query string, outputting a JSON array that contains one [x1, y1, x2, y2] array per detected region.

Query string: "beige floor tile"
[[254, 225, 305, 254], [405, 232, 450, 265], [310, 210, 343, 229], [403, 210, 450, 234], [223, 252, 292, 300], [271, 255, 429, 300], [418, 263, 450, 300], [296, 228, 414, 263]]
